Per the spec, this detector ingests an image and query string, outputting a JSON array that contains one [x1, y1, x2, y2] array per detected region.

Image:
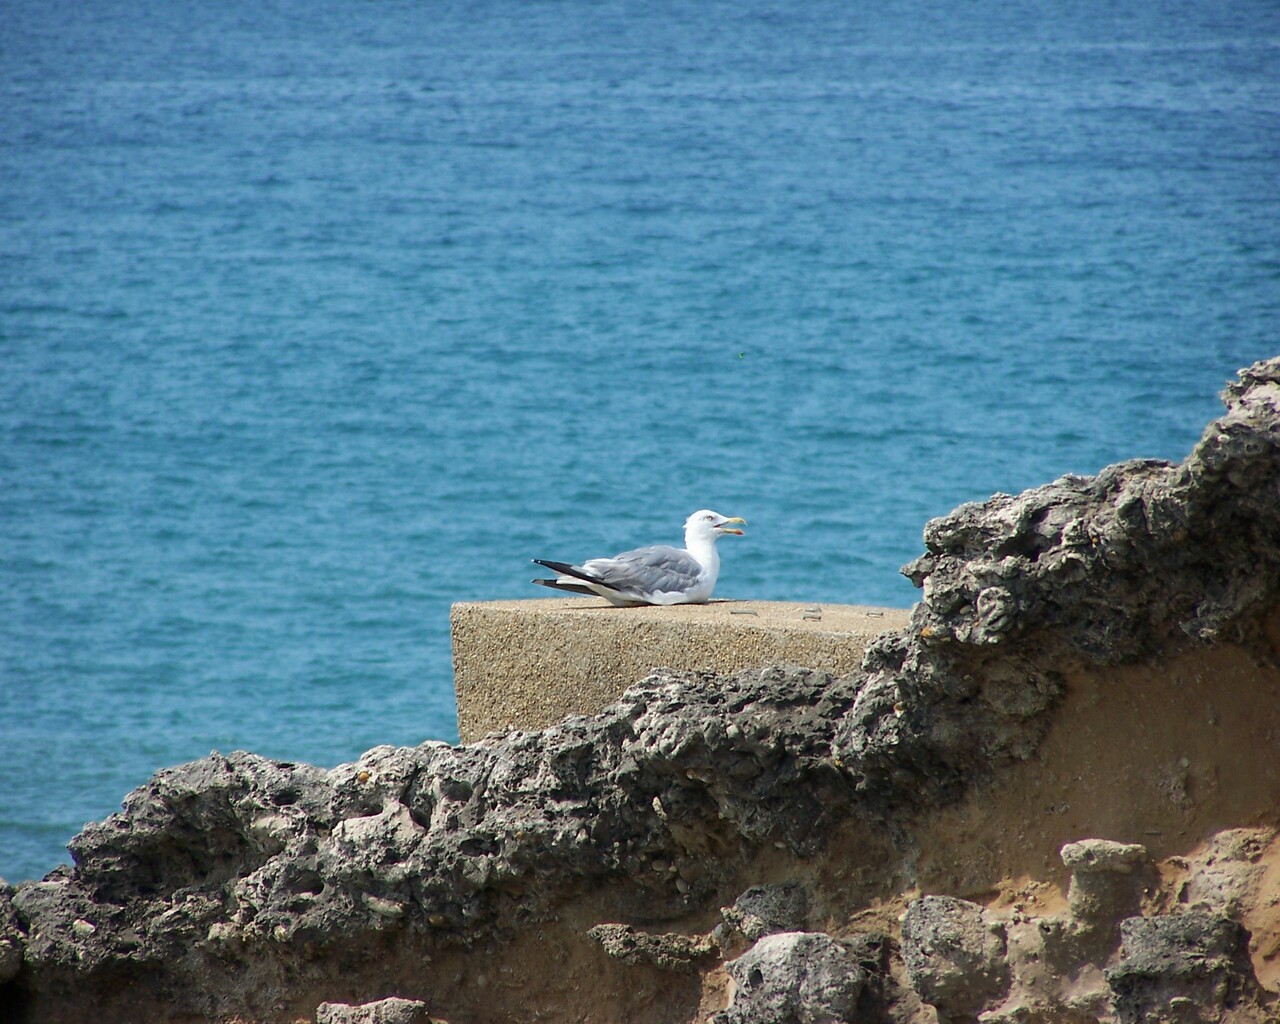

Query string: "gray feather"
[[580, 545, 703, 596]]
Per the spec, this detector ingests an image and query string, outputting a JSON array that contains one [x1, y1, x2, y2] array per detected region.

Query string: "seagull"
[[532, 509, 747, 606]]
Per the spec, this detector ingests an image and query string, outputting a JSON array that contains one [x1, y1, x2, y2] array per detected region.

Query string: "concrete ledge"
[[450, 598, 913, 743]]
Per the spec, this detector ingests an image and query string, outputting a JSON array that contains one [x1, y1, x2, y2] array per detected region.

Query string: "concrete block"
[[450, 598, 912, 742]]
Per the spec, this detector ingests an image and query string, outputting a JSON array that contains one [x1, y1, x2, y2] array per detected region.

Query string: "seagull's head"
[[685, 509, 747, 541]]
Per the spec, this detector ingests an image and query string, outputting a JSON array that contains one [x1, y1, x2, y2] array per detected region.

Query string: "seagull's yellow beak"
[[719, 516, 746, 536]]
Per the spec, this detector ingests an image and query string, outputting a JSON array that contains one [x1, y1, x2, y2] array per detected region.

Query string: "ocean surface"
[[2, 0, 1278, 884]]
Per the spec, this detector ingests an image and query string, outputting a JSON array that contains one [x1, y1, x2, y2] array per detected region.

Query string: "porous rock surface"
[[315, 998, 434, 1024], [903, 356, 1280, 660], [711, 931, 880, 1024], [1105, 911, 1264, 1024], [3, 357, 1280, 1023], [900, 895, 1011, 1020]]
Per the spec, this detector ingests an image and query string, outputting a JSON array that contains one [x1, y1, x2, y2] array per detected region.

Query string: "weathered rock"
[[712, 931, 872, 1024], [1061, 839, 1149, 925], [986, 914, 1112, 1023], [315, 997, 433, 1024], [1176, 828, 1273, 921], [716, 882, 809, 947], [901, 895, 1010, 1021], [0, 882, 22, 984], [587, 923, 717, 972], [903, 358, 1280, 661], [1105, 911, 1270, 1023]]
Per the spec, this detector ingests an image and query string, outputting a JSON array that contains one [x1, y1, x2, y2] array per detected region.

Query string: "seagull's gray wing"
[[578, 545, 704, 598]]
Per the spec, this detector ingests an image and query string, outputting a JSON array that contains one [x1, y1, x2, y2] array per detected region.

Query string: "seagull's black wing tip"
[[532, 578, 597, 597], [533, 558, 576, 573]]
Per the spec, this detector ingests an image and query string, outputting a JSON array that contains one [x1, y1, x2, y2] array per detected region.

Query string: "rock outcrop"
[[315, 998, 436, 1024], [711, 931, 882, 1024], [903, 356, 1280, 660], [3, 357, 1280, 1023]]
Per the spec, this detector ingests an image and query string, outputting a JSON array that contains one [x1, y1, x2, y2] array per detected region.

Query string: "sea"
[[2, 0, 1278, 884]]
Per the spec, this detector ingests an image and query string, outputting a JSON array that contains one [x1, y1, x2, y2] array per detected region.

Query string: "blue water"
[[2, 0, 1278, 884]]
